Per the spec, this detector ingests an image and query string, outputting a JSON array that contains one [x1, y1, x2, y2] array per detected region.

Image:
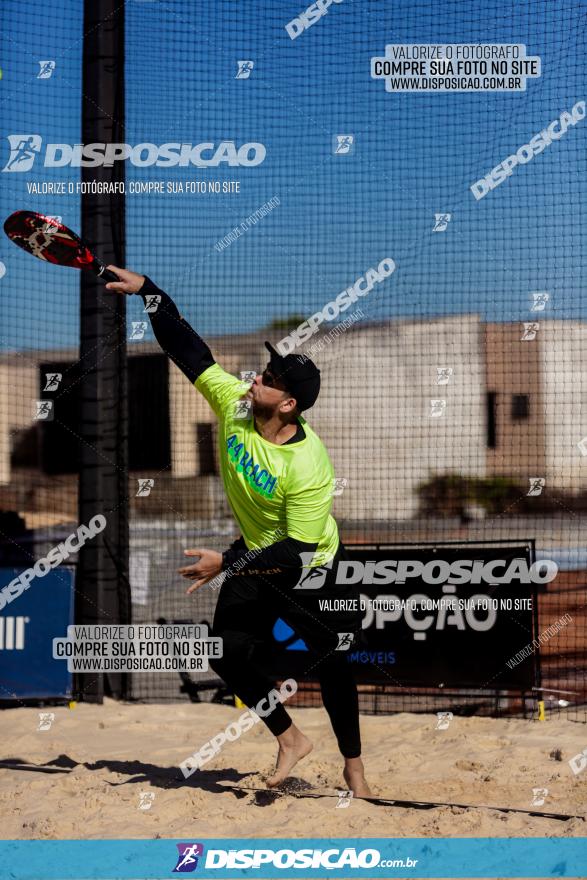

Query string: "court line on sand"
[[225, 784, 585, 821]]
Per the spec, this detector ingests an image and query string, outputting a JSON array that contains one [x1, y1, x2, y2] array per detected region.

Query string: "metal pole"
[[76, 0, 129, 701]]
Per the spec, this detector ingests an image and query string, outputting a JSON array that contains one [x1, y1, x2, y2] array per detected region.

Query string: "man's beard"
[[251, 399, 275, 420]]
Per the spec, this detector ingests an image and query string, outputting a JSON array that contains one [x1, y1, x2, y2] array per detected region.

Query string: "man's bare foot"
[[343, 757, 372, 798], [266, 724, 313, 788]]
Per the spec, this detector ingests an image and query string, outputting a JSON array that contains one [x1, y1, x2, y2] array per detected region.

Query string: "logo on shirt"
[[226, 434, 278, 498]]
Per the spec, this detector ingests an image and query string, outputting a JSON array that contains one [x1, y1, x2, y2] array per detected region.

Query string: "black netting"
[[0, 0, 585, 720]]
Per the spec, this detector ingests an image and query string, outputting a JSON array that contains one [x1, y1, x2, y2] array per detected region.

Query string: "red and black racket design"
[[3, 210, 120, 283]]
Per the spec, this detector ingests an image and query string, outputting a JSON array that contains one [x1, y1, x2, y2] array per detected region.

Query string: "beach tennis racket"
[[3, 210, 120, 283]]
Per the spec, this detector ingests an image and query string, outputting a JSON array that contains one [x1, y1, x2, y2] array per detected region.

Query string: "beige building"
[[0, 316, 584, 524], [301, 315, 487, 519], [485, 320, 587, 491], [485, 322, 546, 481]]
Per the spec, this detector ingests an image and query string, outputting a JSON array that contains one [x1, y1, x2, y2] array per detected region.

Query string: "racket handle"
[[93, 260, 121, 284]]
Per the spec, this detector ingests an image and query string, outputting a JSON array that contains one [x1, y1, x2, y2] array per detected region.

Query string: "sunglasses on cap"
[[261, 367, 289, 392]]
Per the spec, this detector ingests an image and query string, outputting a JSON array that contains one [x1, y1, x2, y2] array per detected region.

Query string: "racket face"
[[3, 210, 95, 270]]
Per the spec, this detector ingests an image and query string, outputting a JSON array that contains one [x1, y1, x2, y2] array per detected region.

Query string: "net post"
[[76, 0, 129, 702]]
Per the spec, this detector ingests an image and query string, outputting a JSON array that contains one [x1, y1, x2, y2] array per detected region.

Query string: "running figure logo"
[[3, 134, 42, 172], [37, 61, 56, 79], [233, 399, 252, 419], [138, 791, 155, 810], [294, 553, 333, 589], [569, 747, 587, 776], [530, 787, 548, 807], [143, 294, 161, 314], [173, 843, 204, 873], [527, 477, 545, 496], [37, 712, 55, 731], [43, 372, 62, 391], [236, 60, 254, 79], [436, 367, 453, 386], [432, 213, 451, 232], [34, 400, 54, 421], [335, 632, 354, 651], [521, 322, 539, 341], [333, 134, 354, 155], [130, 321, 148, 340], [429, 399, 446, 418], [435, 711, 453, 730], [331, 477, 347, 497], [530, 292, 549, 312], [136, 478, 155, 497], [42, 215, 62, 234], [335, 789, 353, 808]]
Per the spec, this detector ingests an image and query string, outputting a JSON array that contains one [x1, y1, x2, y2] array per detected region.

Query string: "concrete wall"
[[540, 321, 587, 490], [0, 361, 38, 485], [309, 316, 488, 519], [485, 320, 587, 491], [485, 322, 546, 482]]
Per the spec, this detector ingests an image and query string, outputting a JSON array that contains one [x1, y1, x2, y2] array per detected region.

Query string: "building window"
[[10, 425, 39, 468], [486, 392, 497, 448], [511, 394, 530, 420], [38, 354, 171, 474], [196, 423, 217, 475]]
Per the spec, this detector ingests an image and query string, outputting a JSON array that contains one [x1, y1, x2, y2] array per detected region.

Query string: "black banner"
[[268, 541, 544, 691]]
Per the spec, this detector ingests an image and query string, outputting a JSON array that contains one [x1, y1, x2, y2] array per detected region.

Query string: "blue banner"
[[0, 566, 74, 699], [1, 838, 585, 878]]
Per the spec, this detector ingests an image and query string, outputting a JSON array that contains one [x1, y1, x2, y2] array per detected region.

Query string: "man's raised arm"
[[105, 267, 215, 384]]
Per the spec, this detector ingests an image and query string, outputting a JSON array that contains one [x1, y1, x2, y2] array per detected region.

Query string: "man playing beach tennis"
[[106, 267, 371, 798]]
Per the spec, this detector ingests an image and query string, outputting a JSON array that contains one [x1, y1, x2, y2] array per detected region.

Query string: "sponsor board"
[[267, 542, 540, 689]]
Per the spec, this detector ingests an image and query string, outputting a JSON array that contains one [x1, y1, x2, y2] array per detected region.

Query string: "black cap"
[[264, 342, 321, 411]]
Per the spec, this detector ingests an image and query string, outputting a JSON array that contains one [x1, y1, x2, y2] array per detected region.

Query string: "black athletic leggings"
[[210, 540, 363, 758]]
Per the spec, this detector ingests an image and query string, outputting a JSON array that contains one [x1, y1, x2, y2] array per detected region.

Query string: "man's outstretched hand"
[[178, 548, 223, 594], [105, 265, 146, 295]]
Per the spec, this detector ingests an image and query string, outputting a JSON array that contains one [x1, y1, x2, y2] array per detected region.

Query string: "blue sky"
[[0, 0, 585, 351]]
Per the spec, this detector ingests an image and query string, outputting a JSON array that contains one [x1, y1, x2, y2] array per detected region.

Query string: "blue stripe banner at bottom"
[[1, 838, 586, 878]]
